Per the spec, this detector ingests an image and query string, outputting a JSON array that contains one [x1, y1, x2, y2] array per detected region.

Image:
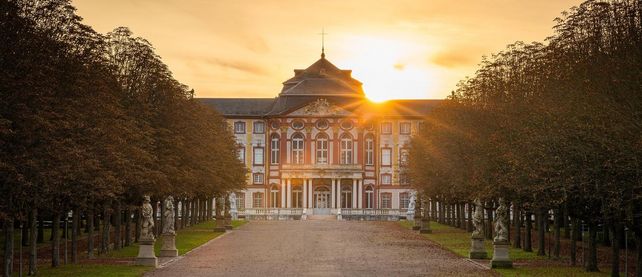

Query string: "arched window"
[[291, 133, 304, 164], [270, 134, 280, 164], [340, 133, 353, 164], [269, 185, 279, 208], [365, 134, 374, 165], [365, 186, 374, 209], [316, 133, 328, 164], [341, 184, 353, 209]]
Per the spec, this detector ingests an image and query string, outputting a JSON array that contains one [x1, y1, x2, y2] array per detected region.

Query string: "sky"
[[73, 0, 583, 102]]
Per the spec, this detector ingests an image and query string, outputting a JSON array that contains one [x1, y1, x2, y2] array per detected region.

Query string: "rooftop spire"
[[318, 28, 327, 59]]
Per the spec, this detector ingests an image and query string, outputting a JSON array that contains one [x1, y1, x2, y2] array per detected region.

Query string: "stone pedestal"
[[301, 209, 307, 220], [231, 211, 238, 221], [213, 215, 226, 232], [419, 218, 432, 234], [159, 234, 178, 257], [490, 241, 512, 268], [337, 209, 342, 220], [412, 213, 422, 230], [406, 211, 415, 221], [224, 215, 233, 230], [135, 239, 158, 267], [469, 237, 487, 259]]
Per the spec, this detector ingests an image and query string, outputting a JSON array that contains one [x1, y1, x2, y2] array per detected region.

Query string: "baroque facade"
[[201, 53, 440, 218]]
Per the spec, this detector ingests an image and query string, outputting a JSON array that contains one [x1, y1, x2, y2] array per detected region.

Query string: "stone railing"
[[340, 209, 403, 216], [240, 208, 303, 220]]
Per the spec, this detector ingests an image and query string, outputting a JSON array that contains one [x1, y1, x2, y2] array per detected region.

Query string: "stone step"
[[307, 215, 336, 221]]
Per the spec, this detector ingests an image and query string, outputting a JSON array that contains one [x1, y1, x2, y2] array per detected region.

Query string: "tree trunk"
[[603, 218, 612, 247], [87, 208, 94, 258], [191, 199, 196, 226], [113, 201, 121, 250], [571, 217, 578, 266], [52, 212, 60, 267], [563, 204, 570, 239], [525, 211, 533, 252], [486, 206, 494, 240], [466, 203, 473, 232], [513, 207, 521, 248], [71, 207, 79, 263], [4, 218, 14, 277], [151, 199, 158, 236], [29, 208, 38, 275], [101, 204, 110, 254], [635, 230, 642, 277], [537, 208, 546, 256], [22, 220, 29, 246], [37, 216, 44, 243], [134, 208, 141, 243], [610, 223, 621, 277], [586, 223, 599, 272], [174, 199, 180, 229], [554, 208, 561, 259], [124, 208, 132, 246]]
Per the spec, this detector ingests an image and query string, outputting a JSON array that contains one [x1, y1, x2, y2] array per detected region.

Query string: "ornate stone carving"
[[303, 98, 337, 115], [494, 199, 509, 243], [162, 196, 175, 235], [471, 199, 484, 239], [140, 195, 155, 241]]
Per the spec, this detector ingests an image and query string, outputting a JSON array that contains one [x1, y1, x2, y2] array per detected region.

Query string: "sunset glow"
[[72, 0, 583, 100]]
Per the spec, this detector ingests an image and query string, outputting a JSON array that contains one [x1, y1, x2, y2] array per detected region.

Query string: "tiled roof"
[[198, 98, 275, 116]]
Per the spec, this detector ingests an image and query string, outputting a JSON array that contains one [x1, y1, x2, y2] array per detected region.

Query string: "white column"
[[331, 179, 336, 209], [308, 179, 313, 209], [303, 179, 308, 208], [357, 180, 363, 208], [352, 179, 357, 209], [281, 179, 286, 208], [286, 179, 292, 208]]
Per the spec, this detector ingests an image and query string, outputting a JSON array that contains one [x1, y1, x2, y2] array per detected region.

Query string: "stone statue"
[[494, 199, 509, 242], [229, 193, 238, 220], [471, 198, 484, 239], [140, 195, 155, 241], [162, 196, 175, 235], [408, 191, 416, 212]]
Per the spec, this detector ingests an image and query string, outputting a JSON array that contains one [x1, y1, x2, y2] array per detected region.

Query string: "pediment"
[[288, 98, 352, 117]]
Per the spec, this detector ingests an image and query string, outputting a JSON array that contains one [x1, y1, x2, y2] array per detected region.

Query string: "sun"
[[337, 36, 438, 102]]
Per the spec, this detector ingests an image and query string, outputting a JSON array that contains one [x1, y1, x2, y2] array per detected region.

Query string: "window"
[[381, 148, 392, 166], [253, 121, 265, 134], [292, 185, 303, 208], [399, 148, 409, 166], [365, 186, 374, 209], [399, 172, 410, 185], [316, 133, 329, 164], [381, 193, 392, 209], [270, 134, 280, 164], [417, 121, 425, 131], [292, 120, 304, 130], [252, 192, 264, 208], [234, 121, 246, 134], [399, 192, 410, 210], [237, 147, 245, 164], [340, 134, 353, 164], [269, 185, 279, 208], [365, 135, 374, 165], [253, 173, 264, 184], [253, 147, 264, 165], [400, 122, 411, 134], [340, 120, 353, 130], [236, 192, 245, 210], [291, 133, 304, 164], [381, 174, 392, 185], [316, 119, 329, 130], [341, 184, 352, 208], [381, 122, 392, 134]]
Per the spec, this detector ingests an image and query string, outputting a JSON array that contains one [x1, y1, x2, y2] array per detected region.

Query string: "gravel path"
[[146, 220, 494, 277]]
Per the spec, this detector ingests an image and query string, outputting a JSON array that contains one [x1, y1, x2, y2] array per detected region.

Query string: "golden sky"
[[73, 0, 582, 101]]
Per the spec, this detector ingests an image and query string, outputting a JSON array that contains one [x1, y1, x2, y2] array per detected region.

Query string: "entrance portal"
[[313, 186, 331, 215]]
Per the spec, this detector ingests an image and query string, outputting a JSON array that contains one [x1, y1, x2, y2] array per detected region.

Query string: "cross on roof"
[[318, 28, 328, 58]]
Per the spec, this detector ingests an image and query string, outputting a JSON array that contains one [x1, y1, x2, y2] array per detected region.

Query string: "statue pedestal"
[[406, 211, 415, 221], [336, 209, 342, 220], [213, 216, 226, 232], [412, 213, 422, 230], [301, 209, 307, 220], [159, 234, 178, 257], [490, 241, 512, 268], [224, 215, 233, 230], [419, 218, 432, 234], [135, 239, 158, 267], [469, 237, 487, 259], [231, 211, 238, 220]]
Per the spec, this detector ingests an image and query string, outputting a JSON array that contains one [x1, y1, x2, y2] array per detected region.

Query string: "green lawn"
[[399, 220, 611, 277], [31, 264, 151, 277]]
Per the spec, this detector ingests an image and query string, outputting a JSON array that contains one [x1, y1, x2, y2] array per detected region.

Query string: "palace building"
[[200, 52, 441, 219]]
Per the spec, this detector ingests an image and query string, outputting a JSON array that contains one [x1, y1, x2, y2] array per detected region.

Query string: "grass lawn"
[[107, 219, 247, 258], [399, 220, 612, 276], [31, 264, 151, 277]]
